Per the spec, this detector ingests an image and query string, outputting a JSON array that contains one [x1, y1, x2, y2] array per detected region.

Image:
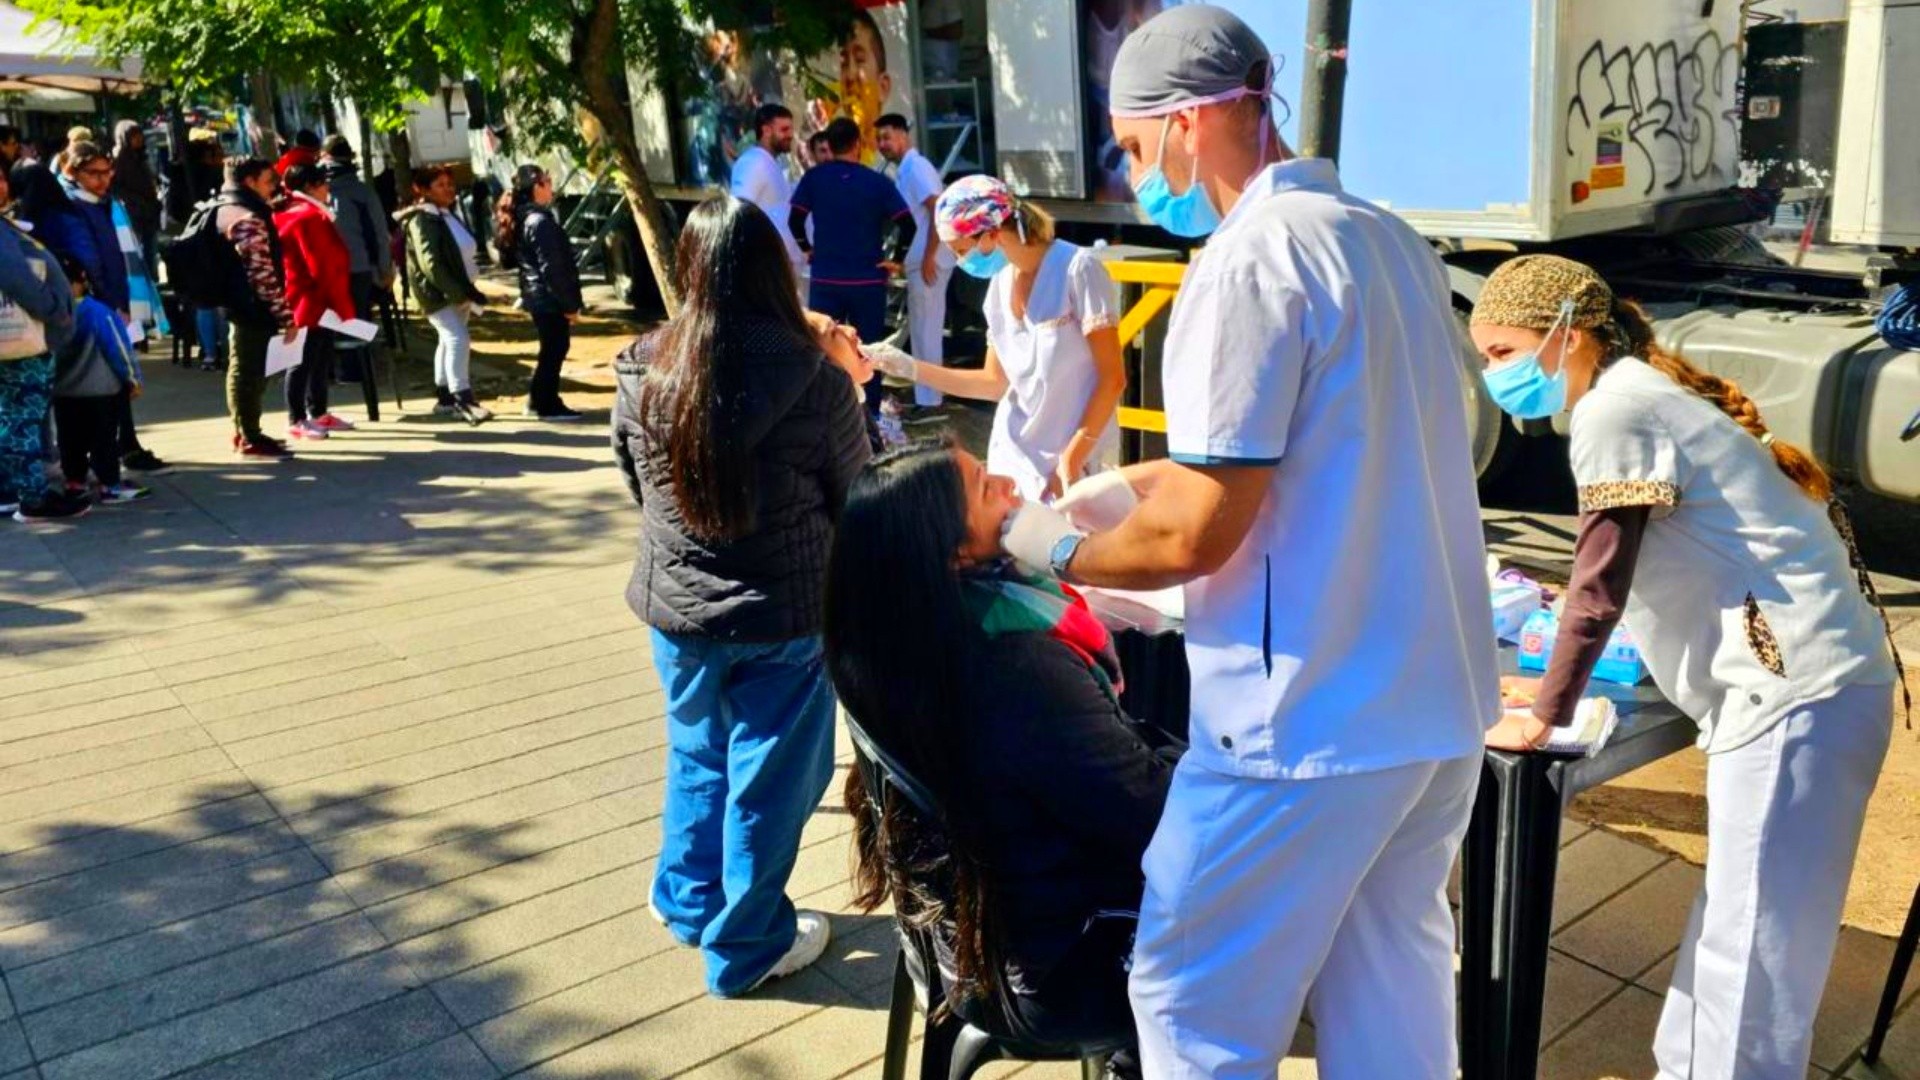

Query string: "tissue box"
[[1491, 581, 1544, 642], [1516, 608, 1648, 685]]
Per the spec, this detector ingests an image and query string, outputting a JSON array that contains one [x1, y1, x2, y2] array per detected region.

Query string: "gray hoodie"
[[319, 156, 391, 278]]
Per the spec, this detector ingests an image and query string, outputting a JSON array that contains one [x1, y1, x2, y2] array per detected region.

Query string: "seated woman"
[[824, 442, 1180, 1072]]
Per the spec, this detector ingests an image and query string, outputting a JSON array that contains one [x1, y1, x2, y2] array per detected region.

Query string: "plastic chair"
[[844, 718, 1130, 1080], [1864, 877, 1920, 1064]]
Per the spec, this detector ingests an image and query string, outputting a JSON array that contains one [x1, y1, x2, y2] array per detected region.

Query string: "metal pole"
[[1298, 0, 1353, 163]]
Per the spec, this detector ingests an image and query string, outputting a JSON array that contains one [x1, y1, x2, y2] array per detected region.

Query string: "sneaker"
[[311, 413, 356, 432], [122, 449, 171, 474], [453, 393, 492, 426], [238, 436, 294, 459], [287, 420, 329, 440], [743, 911, 832, 994], [534, 405, 585, 422], [14, 491, 90, 523], [0, 499, 16, 516], [432, 388, 459, 417], [97, 482, 152, 504]]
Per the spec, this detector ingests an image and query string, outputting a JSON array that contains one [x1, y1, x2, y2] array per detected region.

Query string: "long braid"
[[1602, 297, 1832, 502]]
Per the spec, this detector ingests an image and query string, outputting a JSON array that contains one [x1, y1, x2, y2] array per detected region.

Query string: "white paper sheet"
[[319, 310, 379, 342], [265, 328, 307, 378]]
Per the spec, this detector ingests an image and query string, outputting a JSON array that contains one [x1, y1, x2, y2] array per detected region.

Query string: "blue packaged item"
[[1516, 607, 1648, 685]]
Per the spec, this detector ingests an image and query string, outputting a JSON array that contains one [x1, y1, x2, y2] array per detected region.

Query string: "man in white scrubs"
[[875, 113, 956, 410], [729, 103, 806, 298], [1002, 7, 1499, 1078]]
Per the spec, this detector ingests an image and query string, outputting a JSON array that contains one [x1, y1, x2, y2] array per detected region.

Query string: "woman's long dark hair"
[[494, 165, 543, 268], [642, 196, 809, 540], [824, 442, 1002, 1002]]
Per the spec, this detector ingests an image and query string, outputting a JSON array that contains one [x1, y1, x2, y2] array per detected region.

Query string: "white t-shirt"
[[1569, 357, 1897, 752], [983, 241, 1120, 499], [730, 144, 802, 265], [1163, 159, 1499, 780], [894, 148, 956, 269]]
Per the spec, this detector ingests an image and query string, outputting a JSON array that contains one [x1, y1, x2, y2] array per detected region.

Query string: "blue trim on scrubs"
[[1169, 452, 1285, 467]]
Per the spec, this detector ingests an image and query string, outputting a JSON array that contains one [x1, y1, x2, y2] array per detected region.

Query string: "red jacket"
[[275, 195, 354, 330], [275, 146, 319, 177]]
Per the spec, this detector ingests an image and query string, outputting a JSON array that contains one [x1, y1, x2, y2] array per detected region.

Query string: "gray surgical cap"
[[1109, 4, 1273, 119]]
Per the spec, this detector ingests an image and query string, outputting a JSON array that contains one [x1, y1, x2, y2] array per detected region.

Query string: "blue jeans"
[[195, 307, 228, 364], [648, 630, 838, 996], [808, 281, 886, 411]]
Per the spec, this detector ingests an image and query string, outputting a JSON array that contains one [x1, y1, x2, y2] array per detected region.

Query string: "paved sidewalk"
[[0, 359, 1913, 1079]]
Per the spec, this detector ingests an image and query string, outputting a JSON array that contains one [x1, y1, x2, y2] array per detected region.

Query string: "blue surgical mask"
[[957, 243, 1008, 280], [1482, 302, 1575, 419], [1133, 116, 1221, 238]]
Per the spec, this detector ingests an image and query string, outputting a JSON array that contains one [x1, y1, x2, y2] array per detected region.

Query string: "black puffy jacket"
[[516, 206, 582, 315], [613, 317, 870, 641]]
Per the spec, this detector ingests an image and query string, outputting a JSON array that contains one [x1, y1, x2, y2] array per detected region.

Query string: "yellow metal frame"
[[1106, 260, 1187, 433]]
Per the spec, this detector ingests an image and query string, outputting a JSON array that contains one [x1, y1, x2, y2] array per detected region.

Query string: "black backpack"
[[161, 198, 249, 310]]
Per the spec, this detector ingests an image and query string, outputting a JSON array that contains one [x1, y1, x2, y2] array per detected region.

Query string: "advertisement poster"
[[681, 1, 918, 189]]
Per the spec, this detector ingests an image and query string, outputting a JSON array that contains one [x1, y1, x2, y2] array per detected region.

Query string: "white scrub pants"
[[426, 304, 473, 394], [1129, 751, 1481, 1080], [907, 261, 952, 407], [1654, 681, 1892, 1080]]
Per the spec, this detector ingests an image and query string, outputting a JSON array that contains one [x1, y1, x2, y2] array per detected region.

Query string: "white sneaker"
[[746, 910, 831, 993]]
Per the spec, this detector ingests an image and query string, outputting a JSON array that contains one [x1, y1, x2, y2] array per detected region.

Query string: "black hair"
[[226, 156, 275, 187], [321, 133, 353, 160], [0, 126, 17, 144], [641, 196, 810, 540], [282, 162, 327, 193], [847, 9, 887, 72], [494, 164, 547, 263], [808, 130, 831, 150], [294, 129, 321, 150], [57, 253, 89, 289], [875, 113, 909, 133], [823, 117, 861, 156], [753, 103, 793, 138], [827, 441, 1004, 1001]]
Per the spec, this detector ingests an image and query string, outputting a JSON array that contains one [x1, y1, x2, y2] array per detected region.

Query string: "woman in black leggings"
[[495, 166, 582, 421]]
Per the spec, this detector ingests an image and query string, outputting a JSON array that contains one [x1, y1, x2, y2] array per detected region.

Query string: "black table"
[[1458, 649, 1694, 1080]]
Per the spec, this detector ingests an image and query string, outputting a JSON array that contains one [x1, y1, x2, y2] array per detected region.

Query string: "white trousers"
[[1654, 681, 1892, 1080], [1129, 752, 1482, 1080], [906, 261, 952, 407], [426, 305, 473, 393]]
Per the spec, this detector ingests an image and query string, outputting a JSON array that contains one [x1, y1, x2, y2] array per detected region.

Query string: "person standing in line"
[[869, 176, 1125, 501], [0, 167, 84, 523], [495, 165, 582, 421], [399, 166, 491, 422], [216, 157, 300, 458], [611, 196, 873, 998], [274, 163, 357, 441], [50, 256, 149, 504], [167, 133, 230, 372], [873, 113, 955, 418], [110, 121, 163, 317], [730, 104, 806, 301], [274, 129, 321, 178], [1469, 255, 1902, 1080], [787, 116, 914, 413], [1000, 8, 1499, 1077], [319, 135, 390, 387], [398, 165, 491, 425]]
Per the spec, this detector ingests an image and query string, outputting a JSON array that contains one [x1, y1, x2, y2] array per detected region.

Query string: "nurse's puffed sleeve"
[[1069, 252, 1120, 334], [1569, 390, 1683, 513], [1163, 267, 1305, 466]]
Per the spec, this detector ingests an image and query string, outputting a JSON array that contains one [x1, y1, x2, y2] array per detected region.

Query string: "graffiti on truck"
[[1563, 30, 1742, 198]]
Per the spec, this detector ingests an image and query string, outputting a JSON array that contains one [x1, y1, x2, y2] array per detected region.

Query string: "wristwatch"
[[1048, 532, 1086, 582]]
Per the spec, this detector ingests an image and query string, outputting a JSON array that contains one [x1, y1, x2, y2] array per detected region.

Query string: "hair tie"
[[1760, 433, 1777, 447]]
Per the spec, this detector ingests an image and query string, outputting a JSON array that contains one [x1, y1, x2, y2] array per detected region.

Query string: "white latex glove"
[[1001, 501, 1084, 576], [861, 340, 918, 382], [1053, 470, 1139, 532]]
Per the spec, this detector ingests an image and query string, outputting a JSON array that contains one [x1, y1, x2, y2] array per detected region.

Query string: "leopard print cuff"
[[1579, 479, 1680, 513]]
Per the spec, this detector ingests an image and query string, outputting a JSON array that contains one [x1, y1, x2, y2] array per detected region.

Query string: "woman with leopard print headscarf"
[[1470, 253, 1903, 1080]]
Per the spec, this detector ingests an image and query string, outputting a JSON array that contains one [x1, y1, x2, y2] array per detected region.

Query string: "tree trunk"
[[573, 0, 680, 316], [386, 128, 413, 209], [248, 69, 278, 156]]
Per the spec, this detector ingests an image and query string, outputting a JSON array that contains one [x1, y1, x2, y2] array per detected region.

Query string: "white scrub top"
[[730, 145, 802, 266], [894, 148, 957, 270], [1162, 158, 1499, 781], [983, 241, 1121, 499], [1569, 357, 1897, 753]]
